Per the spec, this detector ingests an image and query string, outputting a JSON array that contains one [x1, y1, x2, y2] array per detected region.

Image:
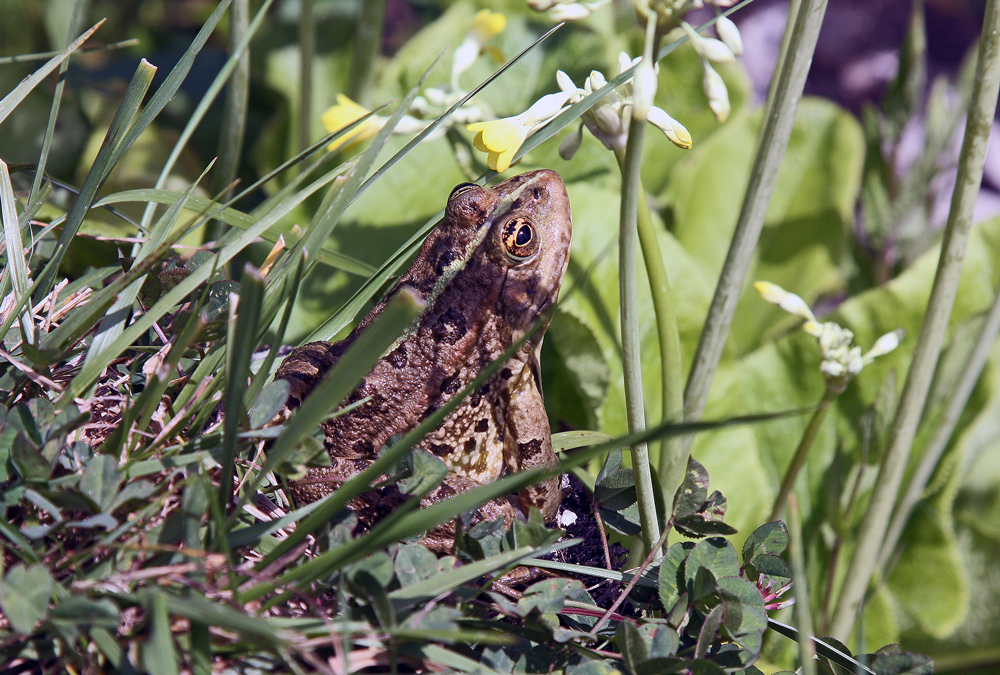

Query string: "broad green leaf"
[[542, 307, 611, 430], [79, 454, 121, 512], [885, 508, 968, 638], [742, 521, 789, 564], [684, 538, 740, 584], [0, 563, 54, 633], [394, 544, 440, 587], [658, 541, 693, 611], [141, 591, 178, 675], [249, 379, 290, 429], [49, 596, 120, 632]]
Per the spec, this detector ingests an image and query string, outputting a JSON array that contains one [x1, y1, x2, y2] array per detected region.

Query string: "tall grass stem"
[[682, 0, 829, 434], [829, 0, 1000, 640]]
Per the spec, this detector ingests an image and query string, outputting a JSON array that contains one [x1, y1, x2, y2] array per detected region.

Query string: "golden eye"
[[449, 182, 480, 201], [501, 217, 539, 260]]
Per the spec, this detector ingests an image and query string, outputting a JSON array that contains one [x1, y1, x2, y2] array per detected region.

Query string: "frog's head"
[[482, 170, 573, 343]]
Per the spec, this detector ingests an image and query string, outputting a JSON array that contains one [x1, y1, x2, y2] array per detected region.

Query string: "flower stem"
[[682, 0, 830, 434], [346, 0, 387, 108], [878, 276, 1000, 573], [616, 16, 663, 558], [770, 387, 837, 521], [828, 0, 1000, 641], [787, 496, 817, 675], [297, 0, 315, 154], [634, 183, 686, 510]]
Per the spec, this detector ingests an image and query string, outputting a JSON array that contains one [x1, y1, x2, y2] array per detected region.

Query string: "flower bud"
[[716, 16, 744, 57], [631, 59, 657, 121], [703, 63, 730, 122]]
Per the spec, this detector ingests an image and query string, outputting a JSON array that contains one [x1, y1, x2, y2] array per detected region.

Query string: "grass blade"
[[0, 20, 102, 124], [0, 160, 35, 343]]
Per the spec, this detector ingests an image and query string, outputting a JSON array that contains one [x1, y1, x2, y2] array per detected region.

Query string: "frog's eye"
[[449, 182, 480, 201], [501, 217, 540, 261]]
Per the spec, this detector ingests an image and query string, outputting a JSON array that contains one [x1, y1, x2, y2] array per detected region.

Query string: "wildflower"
[[452, 9, 506, 87], [557, 52, 691, 158], [754, 281, 904, 392], [466, 91, 573, 172], [716, 15, 744, 57], [681, 20, 744, 123], [321, 94, 383, 152], [528, 0, 611, 21]]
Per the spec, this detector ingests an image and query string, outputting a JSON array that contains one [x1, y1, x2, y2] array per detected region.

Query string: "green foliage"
[[0, 0, 996, 672]]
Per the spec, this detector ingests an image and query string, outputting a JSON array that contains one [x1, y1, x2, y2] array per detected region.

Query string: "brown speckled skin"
[[275, 170, 572, 550]]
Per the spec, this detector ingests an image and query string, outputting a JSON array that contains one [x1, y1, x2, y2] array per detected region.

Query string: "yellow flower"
[[467, 118, 527, 172], [471, 9, 506, 42], [321, 94, 383, 152], [466, 91, 572, 172], [453, 10, 507, 84]]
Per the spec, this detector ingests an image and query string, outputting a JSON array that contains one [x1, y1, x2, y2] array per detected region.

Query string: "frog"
[[275, 169, 572, 551]]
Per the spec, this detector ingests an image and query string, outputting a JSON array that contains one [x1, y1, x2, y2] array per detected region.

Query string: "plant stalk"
[[347, 0, 387, 108], [297, 0, 315, 154], [682, 0, 829, 436], [617, 17, 663, 557], [770, 387, 837, 521], [879, 278, 1000, 572], [829, 0, 1000, 640]]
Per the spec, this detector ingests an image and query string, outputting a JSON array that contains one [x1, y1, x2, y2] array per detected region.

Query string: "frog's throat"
[[383, 175, 546, 356]]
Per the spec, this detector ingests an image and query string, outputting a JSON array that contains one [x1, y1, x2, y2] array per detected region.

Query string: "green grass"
[[0, 0, 997, 672]]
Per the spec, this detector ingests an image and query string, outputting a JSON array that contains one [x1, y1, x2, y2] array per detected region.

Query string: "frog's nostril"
[[532, 187, 542, 200]]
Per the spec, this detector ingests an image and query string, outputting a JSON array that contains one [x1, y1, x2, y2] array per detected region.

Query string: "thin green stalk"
[[346, 0, 387, 108], [29, 0, 86, 205], [636, 180, 686, 508], [617, 18, 661, 557], [879, 279, 1000, 573], [297, 0, 315, 153], [210, 0, 250, 209], [770, 387, 837, 521], [682, 0, 829, 437], [829, 0, 1000, 640], [615, 148, 686, 511], [787, 496, 817, 675]]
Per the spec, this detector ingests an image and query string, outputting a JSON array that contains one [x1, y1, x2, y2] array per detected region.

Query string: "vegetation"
[[0, 0, 997, 672]]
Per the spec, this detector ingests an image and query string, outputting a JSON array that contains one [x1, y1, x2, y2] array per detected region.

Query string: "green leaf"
[[885, 507, 968, 638], [673, 457, 709, 519], [519, 578, 581, 616], [742, 521, 789, 564], [695, 603, 725, 659], [79, 454, 121, 512], [399, 448, 448, 497], [504, 507, 564, 550], [141, 591, 178, 675], [616, 620, 649, 674], [10, 434, 50, 482], [249, 379, 290, 429], [0, 563, 53, 633], [658, 541, 693, 611], [716, 576, 767, 652], [394, 544, 440, 587], [49, 596, 121, 631], [869, 650, 934, 675], [541, 307, 611, 429], [685, 538, 741, 584]]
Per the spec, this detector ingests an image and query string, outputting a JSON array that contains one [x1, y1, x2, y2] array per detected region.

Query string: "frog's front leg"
[[503, 359, 562, 522]]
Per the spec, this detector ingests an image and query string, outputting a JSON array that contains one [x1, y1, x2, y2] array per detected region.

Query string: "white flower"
[[716, 16, 744, 57], [755, 281, 904, 390], [528, 0, 612, 21], [557, 52, 691, 157]]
